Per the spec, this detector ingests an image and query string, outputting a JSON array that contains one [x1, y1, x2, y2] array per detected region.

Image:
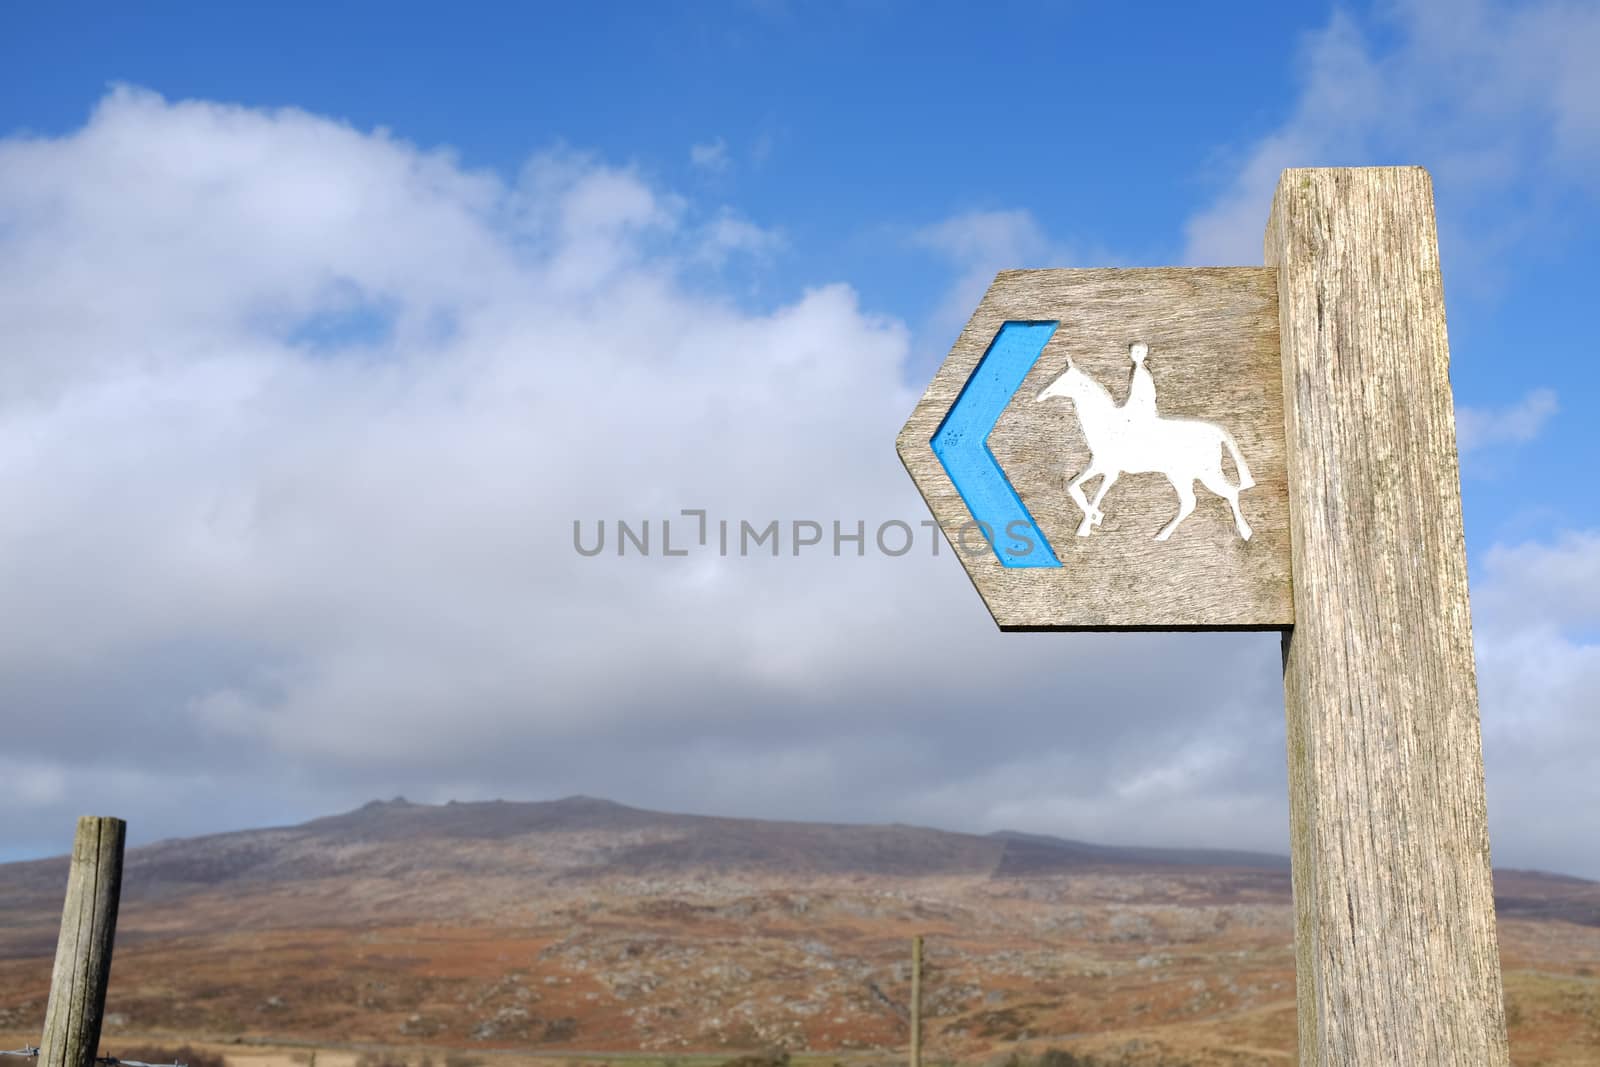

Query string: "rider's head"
[[1130, 341, 1149, 365]]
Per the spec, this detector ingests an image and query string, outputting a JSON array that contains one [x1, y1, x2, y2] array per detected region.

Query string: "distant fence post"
[[1265, 168, 1509, 1064], [39, 817, 126, 1067], [909, 935, 922, 1067]]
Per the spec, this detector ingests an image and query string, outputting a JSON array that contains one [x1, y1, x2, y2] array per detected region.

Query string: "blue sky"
[[7, 1, 1585, 539], [0, 4, 1356, 335], [2, 1, 1597, 876]]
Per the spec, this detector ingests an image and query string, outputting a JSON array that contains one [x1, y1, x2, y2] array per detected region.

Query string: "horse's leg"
[[1066, 464, 1101, 536], [1156, 477, 1196, 541], [1087, 469, 1120, 527], [1198, 468, 1253, 541]]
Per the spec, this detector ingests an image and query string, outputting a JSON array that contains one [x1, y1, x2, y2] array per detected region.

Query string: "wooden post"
[[909, 935, 923, 1067], [39, 817, 126, 1067], [1265, 167, 1509, 1065]]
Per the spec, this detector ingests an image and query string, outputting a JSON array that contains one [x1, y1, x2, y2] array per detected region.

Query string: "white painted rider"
[[1123, 341, 1157, 424]]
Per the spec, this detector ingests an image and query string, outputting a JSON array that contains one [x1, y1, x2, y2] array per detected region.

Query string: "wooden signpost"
[[39, 817, 125, 1067], [898, 167, 1509, 1065]]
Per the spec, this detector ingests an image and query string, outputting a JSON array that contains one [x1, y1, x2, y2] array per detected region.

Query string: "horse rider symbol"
[[1034, 342, 1256, 542]]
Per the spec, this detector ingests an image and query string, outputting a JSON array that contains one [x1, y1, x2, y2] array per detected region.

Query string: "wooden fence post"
[[38, 817, 126, 1067], [909, 935, 922, 1067], [1264, 167, 1509, 1065]]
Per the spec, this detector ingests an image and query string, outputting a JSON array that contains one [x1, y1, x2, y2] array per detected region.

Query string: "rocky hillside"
[[0, 796, 1291, 913], [0, 799, 1595, 1066]]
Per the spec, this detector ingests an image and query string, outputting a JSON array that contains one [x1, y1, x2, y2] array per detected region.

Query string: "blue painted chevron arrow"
[[931, 321, 1061, 568]]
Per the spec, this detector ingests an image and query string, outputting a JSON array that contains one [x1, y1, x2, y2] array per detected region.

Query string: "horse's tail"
[[1221, 430, 1254, 490]]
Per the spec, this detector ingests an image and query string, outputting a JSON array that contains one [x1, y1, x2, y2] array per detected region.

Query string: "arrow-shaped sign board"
[[898, 268, 1292, 631]]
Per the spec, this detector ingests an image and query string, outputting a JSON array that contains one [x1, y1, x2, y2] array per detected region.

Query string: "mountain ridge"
[[2, 794, 1298, 891], [2, 796, 1597, 1063], [7, 794, 1596, 883], [3, 795, 1591, 918]]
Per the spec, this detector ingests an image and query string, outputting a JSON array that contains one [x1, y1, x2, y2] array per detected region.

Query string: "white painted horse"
[[1035, 360, 1255, 541]]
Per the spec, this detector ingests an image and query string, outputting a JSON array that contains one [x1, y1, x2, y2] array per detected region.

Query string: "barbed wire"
[[1, 1046, 186, 1067]]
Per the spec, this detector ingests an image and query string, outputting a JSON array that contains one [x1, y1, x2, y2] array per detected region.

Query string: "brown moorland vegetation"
[[0, 798, 1595, 1066]]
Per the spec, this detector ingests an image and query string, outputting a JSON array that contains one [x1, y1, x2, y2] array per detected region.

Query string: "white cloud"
[[0, 88, 1292, 865], [690, 137, 730, 173], [912, 209, 1078, 348], [1472, 529, 1600, 872], [1477, 530, 1600, 630], [0, 89, 903, 782], [1183, 0, 1600, 268], [11, 764, 67, 807], [694, 210, 784, 265], [3, 80, 1594, 882], [1457, 387, 1558, 454], [914, 209, 1052, 265]]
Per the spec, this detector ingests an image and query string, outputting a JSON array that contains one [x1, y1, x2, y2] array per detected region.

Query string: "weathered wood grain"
[[39, 817, 125, 1067], [909, 934, 923, 1067], [897, 268, 1292, 630], [1265, 167, 1508, 1066]]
